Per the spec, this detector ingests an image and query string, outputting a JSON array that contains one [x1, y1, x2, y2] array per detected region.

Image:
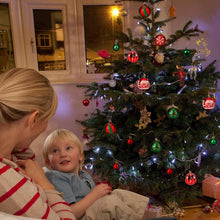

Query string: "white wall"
[[31, 0, 220, 166]]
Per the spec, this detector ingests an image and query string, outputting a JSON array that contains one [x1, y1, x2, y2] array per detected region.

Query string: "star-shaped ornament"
[[169, 5, 176, 18], [196, 111, 208, 120]]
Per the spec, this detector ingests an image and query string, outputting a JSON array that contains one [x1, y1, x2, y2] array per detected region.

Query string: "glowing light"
[[112, 8, 119, 17], [94, 147, 100, 153]]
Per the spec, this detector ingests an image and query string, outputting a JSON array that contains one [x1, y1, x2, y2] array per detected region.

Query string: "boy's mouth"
[[60, 160, 70, 165]]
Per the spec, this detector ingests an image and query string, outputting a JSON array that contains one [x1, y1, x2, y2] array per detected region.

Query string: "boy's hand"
[[90, 183, 112, 199]]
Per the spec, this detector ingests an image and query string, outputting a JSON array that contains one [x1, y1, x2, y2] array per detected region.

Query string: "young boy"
[[43, 129, 150, 220]]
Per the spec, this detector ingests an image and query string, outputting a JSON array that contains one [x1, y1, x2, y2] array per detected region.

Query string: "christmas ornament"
[[137, 77, 150, 90], [135, 107, 151, 130], [82, 99, 90, 106], [172, 65, 187, 87], [196, 110, 208, 120], [138, 148, 148, 158], [188, 66, 197, 80], [153, 52, 164, 66], [202, 97, 216, 110], [213, 200, 220, 213], [184, 48, 191, 57], [169, 5, 176, 18], [202, 205, 212, 214], [167, 105, 179, 119], [154, 34, 166, 46], [151, 139, 162, 152], [98, 49, 110, 58], [127, 137, 133, 145], [139, 3, 151, 18], [153, 114, 166, 127], [105, 122, 116, 134], [109, 105, 115, 112], [113, 40, 120, 51], [173, 208, 185, 217], [167, 168, 173, 175], [196, 37, 211, 57], [211, 137, 217, 145], [135, 24, 146, 36], [185, 171, 197, 185], [109, 79, 117, 87], [113, 163, 119, 170], [127, 50, 139, 63]]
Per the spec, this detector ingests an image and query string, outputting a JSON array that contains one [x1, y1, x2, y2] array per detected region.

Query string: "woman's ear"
[[29, 110, 40, 128]]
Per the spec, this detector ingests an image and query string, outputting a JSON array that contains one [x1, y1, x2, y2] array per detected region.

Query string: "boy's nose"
[[59, 149, 67, 156]]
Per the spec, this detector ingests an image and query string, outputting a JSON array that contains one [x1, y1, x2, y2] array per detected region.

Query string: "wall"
[[31, 0, 220, 166]]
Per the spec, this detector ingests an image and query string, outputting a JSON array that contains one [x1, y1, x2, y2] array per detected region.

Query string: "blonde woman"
[[0, 68, 76, 220], [43, 129, 150, 220]]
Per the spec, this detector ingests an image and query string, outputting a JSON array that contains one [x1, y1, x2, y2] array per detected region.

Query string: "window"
[[0, 0, 126, 83], [37, 34, 51, 48], [83, 5, 124, 74], [0, 2, 15, 73]]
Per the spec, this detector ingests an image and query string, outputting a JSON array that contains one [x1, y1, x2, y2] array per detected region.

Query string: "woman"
[[0, 68, 76, 220]]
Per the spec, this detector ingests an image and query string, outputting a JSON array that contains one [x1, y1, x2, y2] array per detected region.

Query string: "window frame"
[[0, 0, 126, 84]]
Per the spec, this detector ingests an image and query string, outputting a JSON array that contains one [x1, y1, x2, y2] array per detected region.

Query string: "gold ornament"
[[153, 114, 166, 127], [196, 110, 208, 120], [135, 107, 151, 130], [169, 5, 176, 18]]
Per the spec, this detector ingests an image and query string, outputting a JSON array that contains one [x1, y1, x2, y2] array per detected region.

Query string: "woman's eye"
[[66, 146, 72, 150]]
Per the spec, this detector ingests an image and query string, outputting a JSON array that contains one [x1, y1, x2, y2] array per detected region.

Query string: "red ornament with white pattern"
[[127, 51, 139, 63], [137, 78, 150, 90], [202, 97, 216, 110], [154, 34, 166, 46], [185, 171, 197, 185]]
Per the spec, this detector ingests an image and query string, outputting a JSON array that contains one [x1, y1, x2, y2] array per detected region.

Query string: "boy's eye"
[[66, 146, 72, 150], [52, 149, 59, 154]]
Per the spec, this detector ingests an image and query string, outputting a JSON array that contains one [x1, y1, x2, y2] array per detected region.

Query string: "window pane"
[[33, 9, 66, 71], [0, 3, 15, 73], [83, 5, 124, 74]]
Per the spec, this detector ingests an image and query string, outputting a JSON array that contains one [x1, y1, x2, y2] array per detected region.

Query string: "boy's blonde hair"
[[0, 68, 58, 124], [43, 129, 85, 170]]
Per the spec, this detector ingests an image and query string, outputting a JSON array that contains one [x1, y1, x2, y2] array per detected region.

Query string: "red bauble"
[[82, 99, 90, 106], [139, 4, 151, 18], [127, 51, 139, 63], [127, 138, 133, 145], [105, 122, 116, 134], [137, 78, 150, 90], [202, 98, 215, 110], [185, 172, 197, 185], [166, 168, 173, 175], [113, 163, 119, 170], [154, 34, 166, 46]]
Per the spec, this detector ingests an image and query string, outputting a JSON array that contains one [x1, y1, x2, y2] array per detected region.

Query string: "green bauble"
[[113, 43, 120, 51], [184, 48, 191, 57], [168, 107, 179, 119], [151, 140, 162, 152], [211, 138, 217, 145]]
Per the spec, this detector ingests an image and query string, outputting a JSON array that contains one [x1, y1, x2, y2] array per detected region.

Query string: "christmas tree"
[[77, 0, 220, 208]]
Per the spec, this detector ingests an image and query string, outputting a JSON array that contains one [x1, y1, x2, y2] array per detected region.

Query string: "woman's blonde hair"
[[43, 129, 85, 170], [0, 68, 58, 124]]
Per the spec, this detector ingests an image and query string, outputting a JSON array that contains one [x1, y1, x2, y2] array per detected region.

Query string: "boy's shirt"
[[45, 169, 95, 204]]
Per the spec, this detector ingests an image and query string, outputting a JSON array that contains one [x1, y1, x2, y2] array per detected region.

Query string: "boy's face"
[[47, 137, 83, 175]]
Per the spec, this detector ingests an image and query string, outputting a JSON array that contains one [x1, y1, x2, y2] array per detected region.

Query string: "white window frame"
[[0, 0, 132, 84]]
